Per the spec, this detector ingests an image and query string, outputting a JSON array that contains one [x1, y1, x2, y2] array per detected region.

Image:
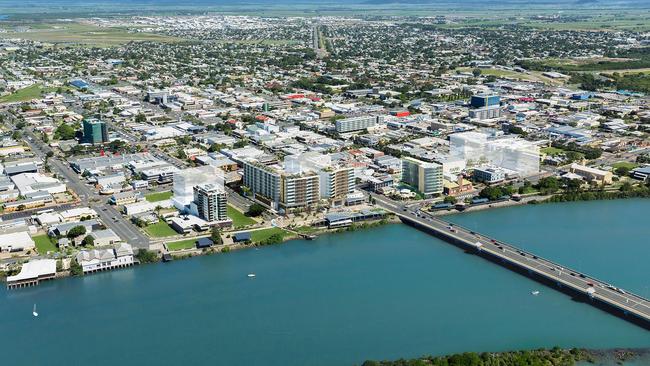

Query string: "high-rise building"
[[401, 157, 443, 196], [470, 94, 500, 109], [83, 119, 109, 144], [243, 160, 281, 210], [193, 183, 227, 222], [335, 115, 384, 133], [172, 165, 224, 212]]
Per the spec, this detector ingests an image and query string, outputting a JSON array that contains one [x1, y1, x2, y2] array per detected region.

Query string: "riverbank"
[[361, 348, 650, 366]]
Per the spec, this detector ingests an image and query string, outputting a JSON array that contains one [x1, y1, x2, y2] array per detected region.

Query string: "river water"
[[1, 199, 649, 365]]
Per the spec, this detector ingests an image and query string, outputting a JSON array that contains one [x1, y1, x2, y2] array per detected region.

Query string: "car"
[[578, 274, 586, 278], [519, 252, 525, 257], [570, 272, 576, 276], [587, 282, 594, 287], [470, 231, 476, 235], [532, 255, 538, 259], [491, 239, 497, 244]]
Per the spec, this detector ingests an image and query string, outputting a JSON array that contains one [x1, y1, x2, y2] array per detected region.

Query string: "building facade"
[[401, 157, 443, 196], [193, 183, 228, 222], [82, 119, 109, 144], [335, 115, 384, 133]]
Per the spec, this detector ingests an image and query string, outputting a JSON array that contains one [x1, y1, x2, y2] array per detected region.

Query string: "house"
[[75, 243, 134, 274], [90, 229, 122, 247]]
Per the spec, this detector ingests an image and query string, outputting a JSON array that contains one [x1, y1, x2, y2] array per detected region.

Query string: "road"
[[21, 129, 151, 248], [371, 193, 650, 328]]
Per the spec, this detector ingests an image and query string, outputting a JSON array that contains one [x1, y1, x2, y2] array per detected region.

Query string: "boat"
[[531, 291, 540, 296], [32, 304, 38, 317], [247, 273, 256, 278]]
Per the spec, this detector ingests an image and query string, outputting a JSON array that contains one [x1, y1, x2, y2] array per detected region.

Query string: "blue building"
[[472, 167, 505, 183], [470, 94, 500, 108], [69, 79, 89, 89]]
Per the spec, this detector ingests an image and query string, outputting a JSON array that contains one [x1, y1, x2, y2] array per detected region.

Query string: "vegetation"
[[82, 235, 95, 247], [69, 259, 83, 276], [361, 347, 590, 366], [145, 191, 173, 202], [478, 185, 514, 201], [167, 239, 196, 251], [144, 221, 177, 237], [135, 249, 159, 263], [246, 203, 267, 217], [210, 227, 223, 246], [250, 227, 289, 244], [0, 84, 57, 103], [33, 234, 57, 254], [547, 183, 650, 203], [66, 225, 87, 239], [228, 205, 256, 228], [54, 123, 77, 141]]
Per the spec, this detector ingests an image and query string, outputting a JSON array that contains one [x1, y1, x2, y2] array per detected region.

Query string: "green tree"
[[443, 196, 457, 204], [615, 166, 630, 177], [67, 225, 86, 239], [246, 203, 266, 217], [70, 259, 83, 276], [54, 123, 76, 140], [210, 227, 223, 245], [82, 234, 94, 247]]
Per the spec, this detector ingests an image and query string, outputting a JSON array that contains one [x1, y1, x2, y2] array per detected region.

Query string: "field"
[[0, 22, 181, 47], [166, 239, 196, 251], [612, 161, 638, 170], [145, 191, 173, 202], [144, 221, 177, 237], [227, 205, 256, 228], [541, 147, 565, 156], [33, 234, 57, 254], [0, 84, 58, 103], [250, 227, 289, 243]]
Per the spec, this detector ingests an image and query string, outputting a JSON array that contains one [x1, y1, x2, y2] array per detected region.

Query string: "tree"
[[70, 259, 83, 276], [46, 151, 54, 158], [479, 186, 504, 201], [443, 195, 457, 204], [67, 225, 86, 239], [135, 249, 159, 263], [135, 113, 147, 123], [472, 68, 482, 77], [615, 166, 630, 177], [246, 203, 266, 217], [82, 234, 95, 247], [54, 123, 76, 140], [211, 227, 223, 245]]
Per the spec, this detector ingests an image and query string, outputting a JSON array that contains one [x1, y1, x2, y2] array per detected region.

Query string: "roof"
[[233, 232, 251, 241], [0, 231, 35, 250], [196, 238, 214, 248], [7, 259, 56, 282]]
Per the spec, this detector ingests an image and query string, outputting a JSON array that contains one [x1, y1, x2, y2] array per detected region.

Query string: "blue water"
[[1, 200, 649, 365]]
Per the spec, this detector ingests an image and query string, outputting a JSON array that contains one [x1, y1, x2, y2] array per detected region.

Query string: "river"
[[1, 199, 649, 365]]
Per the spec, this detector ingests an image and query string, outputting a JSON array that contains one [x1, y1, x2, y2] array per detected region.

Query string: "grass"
[[612, 161, 638, 170], [33, 234, 57, 254], [227, 204, 256, 228], [541, 147, 565, 156], [166, 239, 196, 251], [0, 84, 57, 103], [295, 226, 319, 235], [250, 227, 289, 243], [0, 22, 181, 47], [144, 220, 177, 237], [145, 191, 173, 202]]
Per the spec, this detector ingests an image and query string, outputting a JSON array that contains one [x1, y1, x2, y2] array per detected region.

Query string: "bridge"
[[371, 194, 650, 330]]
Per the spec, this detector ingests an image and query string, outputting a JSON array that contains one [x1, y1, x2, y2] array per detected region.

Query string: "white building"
[[10, 173, 66, 196], [172, 165, 224, 212], [0, 231, 35, 252], [450, 131, 539, 176], [75, 243, 134, 273]]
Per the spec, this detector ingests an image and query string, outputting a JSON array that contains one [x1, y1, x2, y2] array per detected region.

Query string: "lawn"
[[250, 227, 289, 243], [612, 161, 638, 170], [227, 204, 256, 228], [145, 191, 173, 202], [0, 84, 57, 103], [33, 234, 57, 254], [167, 239, 196, 251], [541, 146, 565, 156], [144, 221, 177, 237]]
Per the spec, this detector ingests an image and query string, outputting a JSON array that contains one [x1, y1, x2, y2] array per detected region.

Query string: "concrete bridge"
[[372, 194, 650, 331]]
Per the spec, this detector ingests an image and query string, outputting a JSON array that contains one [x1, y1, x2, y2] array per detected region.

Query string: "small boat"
[[247, 273, 256, 278], [531, 291, 540, 296], [32, 304, 38, 317]]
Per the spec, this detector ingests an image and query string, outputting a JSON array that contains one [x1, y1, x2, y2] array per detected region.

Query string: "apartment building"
[[401, 157, 444, 196]]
